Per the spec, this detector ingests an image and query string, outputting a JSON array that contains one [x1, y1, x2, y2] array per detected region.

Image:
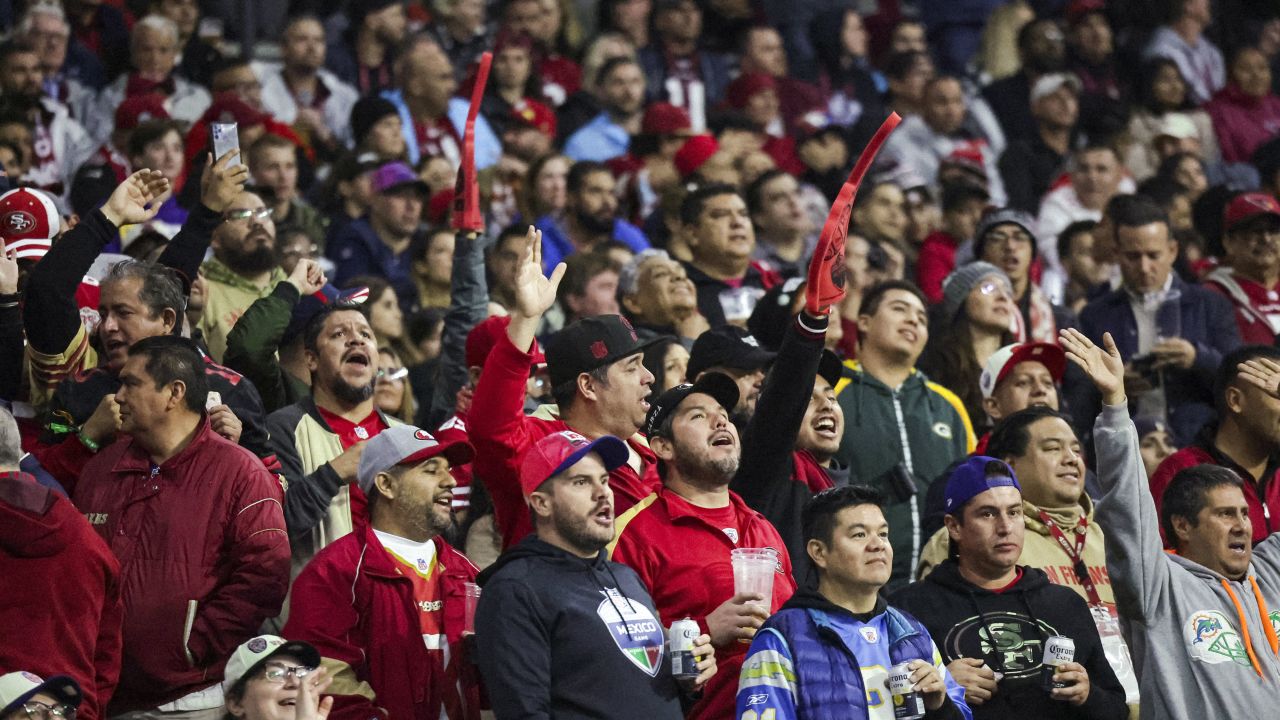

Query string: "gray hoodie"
[[1094, 403, 1280, 720]]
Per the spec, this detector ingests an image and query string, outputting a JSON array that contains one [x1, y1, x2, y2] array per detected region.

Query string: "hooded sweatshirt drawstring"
[[588, 556, 638, 642], [1221, 579, 1271, 679], [965, 588, 1009, 675], [1251, 576, 1280, 655]]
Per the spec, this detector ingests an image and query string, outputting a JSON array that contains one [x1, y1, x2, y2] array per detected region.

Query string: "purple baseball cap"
[[371, 162, 430, 195], [944, 456, 1021, 514]]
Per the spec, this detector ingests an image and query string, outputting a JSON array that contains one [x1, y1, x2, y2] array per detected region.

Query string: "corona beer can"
[[669, 618, 700, 679], [888, 662, 924, 719], [1041, 635, 1075, 692]]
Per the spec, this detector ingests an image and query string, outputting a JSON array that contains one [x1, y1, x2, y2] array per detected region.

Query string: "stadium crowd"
[[4, 0, 1280, 719]]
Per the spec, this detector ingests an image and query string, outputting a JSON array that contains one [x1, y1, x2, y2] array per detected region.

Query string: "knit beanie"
[[350, 97, 400, 148], [941, 261, 1009, 320], [972, 208, 1038, 261]]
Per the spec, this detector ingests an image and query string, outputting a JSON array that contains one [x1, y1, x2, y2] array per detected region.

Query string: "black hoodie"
[[474, 535, 685, 720], [888, 560, 1128, 720]]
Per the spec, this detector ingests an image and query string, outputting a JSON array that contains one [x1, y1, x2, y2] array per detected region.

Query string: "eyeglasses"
[[376, 367, 409, 383], [260, 665, 315, 683], [20, 702, 76, 720], [223, 207, 274, 224], [977, 280, 1011, 297]]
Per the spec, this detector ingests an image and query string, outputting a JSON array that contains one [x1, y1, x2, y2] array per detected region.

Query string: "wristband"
[[77, 430, 101, 452]]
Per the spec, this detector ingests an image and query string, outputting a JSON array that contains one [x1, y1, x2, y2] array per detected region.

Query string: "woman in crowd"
[[1205, 46, 1280, 164], [125, 119, 188, 240], [222, 637, 331, 720], [411, 227, 455, 310], [642, 336, 689, 404], [521, 153, 570, 223], [374, 347, 415, 424], [1125, 57, 1220, 180], [920, 262, 1018, 433]]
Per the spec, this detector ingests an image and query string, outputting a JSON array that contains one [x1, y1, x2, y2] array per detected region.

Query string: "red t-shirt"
[[316, 407, 389, 449]]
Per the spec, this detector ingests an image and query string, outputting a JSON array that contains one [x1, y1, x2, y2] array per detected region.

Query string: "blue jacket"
[[1068, 275, 1241, 446], [533, 214, 650, 275], [380, 90, 500, 170], [737, 590, 970, 720], [325, 217, 420, 314], [637, 45, 733, 110]]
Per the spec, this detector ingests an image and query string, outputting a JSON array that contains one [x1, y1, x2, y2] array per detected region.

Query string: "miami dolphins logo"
[[1192, 616, 1222, 644], [1184, 611, 1249, 666]]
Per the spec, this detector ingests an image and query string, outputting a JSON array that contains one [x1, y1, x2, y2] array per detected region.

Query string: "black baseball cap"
[[817, 350, 844, 388], [546, 315, 664, 391], [644, 372, 740, 438], [686, 325, 776, 381]]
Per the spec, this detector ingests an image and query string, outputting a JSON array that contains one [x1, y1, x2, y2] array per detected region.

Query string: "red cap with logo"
[[1224, 192, 1280, 232], [510, 99, 557, 138], [0, 188, 61, 260], [642, 102, 692, 136], [519, 430, 629, 498]]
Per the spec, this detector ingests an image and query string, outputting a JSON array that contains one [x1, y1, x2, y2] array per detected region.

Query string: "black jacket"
[[475, 536, 685, 720], [889, 560, 1128, 720], [732, 312, 842, 585]]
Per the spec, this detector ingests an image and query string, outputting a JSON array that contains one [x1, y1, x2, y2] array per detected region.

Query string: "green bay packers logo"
[[1185, 610, 1249, 666], [932, 422, 953, 439]]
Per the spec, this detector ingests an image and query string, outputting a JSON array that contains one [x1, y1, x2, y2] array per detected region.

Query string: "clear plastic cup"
[[464, 582, 481, 633], [731, 548, 777, 608]]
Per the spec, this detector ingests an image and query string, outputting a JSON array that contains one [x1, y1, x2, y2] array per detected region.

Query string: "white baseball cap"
[[222, 635, 322, 693], [0, 672, 81, 717], [979, 342, 1067, 399]]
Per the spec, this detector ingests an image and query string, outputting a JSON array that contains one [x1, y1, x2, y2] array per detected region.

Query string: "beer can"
[[888, 662, 924, 720], [669, 618, 700, 679], [1040, 635, 1075, 692]]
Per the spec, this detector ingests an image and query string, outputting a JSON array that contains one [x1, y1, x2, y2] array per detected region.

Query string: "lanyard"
[[1038, 510, 1103, 606]]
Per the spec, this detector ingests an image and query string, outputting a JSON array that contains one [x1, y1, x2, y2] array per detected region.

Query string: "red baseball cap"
[[1223, 192, 1280, 233], [466, 315, 546, 369], [0, 188, 60, 259], [726, 72, 777, 110], [510, 99, 557, 138], [978, 342, 1066, 399], [675, 134, 719, 179], [642, 102, 692, 136], [114, 93, 171, 132], [519, 430, 629, 498]]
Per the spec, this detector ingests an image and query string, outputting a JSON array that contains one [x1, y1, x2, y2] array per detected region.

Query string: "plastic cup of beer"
[[464, 582, 481, 633], [731, 548, 777, 608]]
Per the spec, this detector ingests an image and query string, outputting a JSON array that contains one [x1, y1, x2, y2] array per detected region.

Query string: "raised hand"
[[101, 169, 172, 227], [1238, 357, 1280, 399], [0, 240, 18, 295], [1060, 328, 1126, 407], [201, 150, 250, 213], [288, 259, 327, 296], [510, 226, 564, 320], [294, 665, 334, 720]]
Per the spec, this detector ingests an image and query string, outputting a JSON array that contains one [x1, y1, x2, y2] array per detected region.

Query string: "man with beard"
[[258, 15, 359, 155], [982, 18, 1068, 144], [267, 305, 397, 572], [476, 430, 717, 718], [535, 160, 650, 274], [284, 425, 484, 719], [197, 189, 286, 363], [686, 325, 775, 429], [24, 161, 280, 482], [1204, 193, 1280, 345], [329, 162, 429, 314], [564, 57, 646, 163], [610, 373, 796, 719], [469, 228, 664, 549], [0, 41, 95, 202]]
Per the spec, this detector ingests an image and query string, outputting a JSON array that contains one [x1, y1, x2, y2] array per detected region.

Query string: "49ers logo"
[[4, 210, 35, 233]]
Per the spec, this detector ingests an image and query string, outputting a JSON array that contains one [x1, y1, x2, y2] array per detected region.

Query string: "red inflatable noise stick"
[[805, 112, 903, 315], [452, 52, 492, 233]]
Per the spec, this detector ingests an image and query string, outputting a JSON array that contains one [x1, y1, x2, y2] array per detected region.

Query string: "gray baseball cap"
[[356, 425, 475, 494]]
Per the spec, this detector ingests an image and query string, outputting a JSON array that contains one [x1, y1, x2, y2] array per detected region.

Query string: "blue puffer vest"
[[762, 605, 938, 719]]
